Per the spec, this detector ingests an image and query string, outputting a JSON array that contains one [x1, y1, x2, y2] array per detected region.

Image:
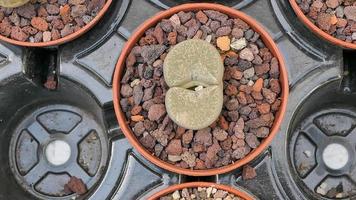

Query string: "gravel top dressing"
[[120, 9, 282, 170], [0, 0, 106, 42], [159, 187, 243, 200], [296, 0, 356, 44]]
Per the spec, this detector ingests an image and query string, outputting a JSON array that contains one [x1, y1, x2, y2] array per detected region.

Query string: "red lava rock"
[[253, 78, 263, 92], [213, 128, 228, 141], [194, 128, 212, 146], [44, 75, 57, 90], [271, 99, 281, 111], [182, 130, 193, 145], [133, 121, 145, 136], [10, 26, 28, 41], [210, 20, 221, 32], [245, 133, 260, 148], [317, 13, 333, 31], [166, 139, 182, 155], [257, 103, 270, 114], [71, 5, 87, 18], [232, 147, 245, 159], [230, 68, 243, 80], [225, 98, 239, 111], [234, 118, 245, 137], [177, 11, 192, 24], [31, 17, 48, 31], [61, 24, 74, 37], [17, 4, 36, 19], [120, 84, 133, 97], [0, 20, 11, 37], [270, 79, 281, 94], [60, 4, 72, 23], [216, 26, 232, 37], [326, 0, 339, 9], [237, 92, 247, 105], [242, 165, 257, 180], [46, 4, 60, 15], [205, 143, 221, 168], [131, 115, 144, 122], [152, 129, 169, 146], [131, 105, 142, 116], [225, 84, 238, 96], [231, 27, 244, 39], [160, 19, 173, 32], [270, 57, 280, 78], [167, 31, 177, 45], [251, 127, 269, 138], [344, 6, 356, 21], [219, 116, 229, 130], [65, 176, 87, 195], [141, 45, 167, 65], [234, 18, 250, 31], [203, 10, 228, 22], [148, 104, 166, 121], [140, 133, 156, 149], [262, 88, 277, 104], [196, 10, 208, 24], [255, 63, 270, 76], [153, 25, 164, 45]]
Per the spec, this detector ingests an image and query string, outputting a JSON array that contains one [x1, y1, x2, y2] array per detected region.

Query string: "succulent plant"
[[0, 0, 29, 8], [164, 39, 224, 130]]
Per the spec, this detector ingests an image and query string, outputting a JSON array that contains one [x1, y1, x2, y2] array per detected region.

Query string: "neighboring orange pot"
[[148, 182, 254, 200], [0, 1, 112, 47], [113, 3, 289, 176], [289, 0, 356, 49]]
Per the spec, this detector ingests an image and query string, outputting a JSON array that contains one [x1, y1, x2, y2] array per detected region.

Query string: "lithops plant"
[[0, 0, 29, 7], [164, 39, 224, 130]]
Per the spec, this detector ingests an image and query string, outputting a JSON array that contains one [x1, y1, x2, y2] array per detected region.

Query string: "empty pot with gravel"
[[290, 0, 356, 49], [113, 3, 289, 176], [148, 182, 254, 200], [0, 0, 112, 46]]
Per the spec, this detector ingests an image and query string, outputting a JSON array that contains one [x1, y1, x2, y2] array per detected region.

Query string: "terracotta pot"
[[113, 3, 289, 176], [289, 0, 356, 49], [148, 182, 254, 200], [0, 0, 112, 47]]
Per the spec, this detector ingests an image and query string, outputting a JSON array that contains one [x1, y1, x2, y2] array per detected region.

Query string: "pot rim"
[[113, 3, 289, 176], [289, 0, 356, 49], [0, 0, 112, 47], [147, 182, 254, 200]]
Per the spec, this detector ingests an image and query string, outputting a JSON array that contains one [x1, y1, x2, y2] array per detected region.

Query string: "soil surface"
[[159, 187, 243, 200], [0, 0, 106, 42], [296, 0, 356, 44], [120, 10, 282, 170]]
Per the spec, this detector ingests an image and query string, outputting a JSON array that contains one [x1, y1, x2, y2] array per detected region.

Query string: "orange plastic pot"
[[0, 0, 112, 47], [290, 0, 356, 49], [148, 182, 254, 200], [113, 3, 289, 176]]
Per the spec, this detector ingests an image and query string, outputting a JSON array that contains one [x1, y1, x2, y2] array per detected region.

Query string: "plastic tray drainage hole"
[[322, 143, 349, 170], [23, 48, 58, 90], [45, 140, 71, 166]]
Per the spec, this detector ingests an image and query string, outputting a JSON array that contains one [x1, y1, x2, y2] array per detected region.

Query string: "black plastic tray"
[[0, 0, 353, 199]]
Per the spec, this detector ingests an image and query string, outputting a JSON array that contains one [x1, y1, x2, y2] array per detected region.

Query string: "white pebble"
[[172, 190, 181, 199]]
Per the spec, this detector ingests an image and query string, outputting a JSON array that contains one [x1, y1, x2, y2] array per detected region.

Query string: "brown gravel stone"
[[166, 139, 182, 155], [148, 104, 166, 121], [242, 165, 257, 180]]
